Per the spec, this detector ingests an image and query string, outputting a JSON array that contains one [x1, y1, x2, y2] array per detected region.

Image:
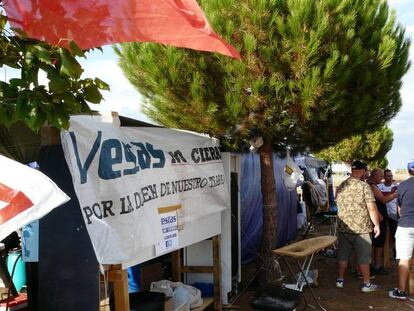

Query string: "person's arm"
[[367, 201, 381, 238], [397, 191, 402, 217], [370, 184, 397, 204]]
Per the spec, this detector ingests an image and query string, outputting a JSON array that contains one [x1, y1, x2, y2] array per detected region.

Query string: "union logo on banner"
[[0, 155, 69, 241], [0, 183, 34, 225]]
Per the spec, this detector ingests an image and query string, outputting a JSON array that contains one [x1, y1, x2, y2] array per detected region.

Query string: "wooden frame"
[[105, 265, 130, 311], [172, 235, 222, 310], [108, 235, 223, 311]]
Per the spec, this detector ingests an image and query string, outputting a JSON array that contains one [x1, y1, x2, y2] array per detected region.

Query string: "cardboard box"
[[164, 298, 187, 311], [165, 298, 174, 311]]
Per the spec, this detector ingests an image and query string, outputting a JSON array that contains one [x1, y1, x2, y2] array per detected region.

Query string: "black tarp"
[[33, 145, 99, 311]]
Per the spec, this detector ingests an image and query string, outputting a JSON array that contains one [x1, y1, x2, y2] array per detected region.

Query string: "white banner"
[[0, 155, 70, 241], [61, 115, 228, 265]]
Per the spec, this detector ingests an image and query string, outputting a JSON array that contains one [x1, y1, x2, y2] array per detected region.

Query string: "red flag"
[[3, 0, 241, 60], [0, 155, 69, 241]]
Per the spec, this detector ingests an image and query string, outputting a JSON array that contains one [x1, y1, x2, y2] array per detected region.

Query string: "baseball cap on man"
[[351, 160, 368, 170], [408, 160, 414, 172]]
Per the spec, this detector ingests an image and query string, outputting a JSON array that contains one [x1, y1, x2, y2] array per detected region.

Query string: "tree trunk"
[[257, 136, 278, 285]]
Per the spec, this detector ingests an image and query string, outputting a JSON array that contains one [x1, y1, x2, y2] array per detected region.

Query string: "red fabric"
[[0, 183, 34, 225], [3, 0, 240, 59]]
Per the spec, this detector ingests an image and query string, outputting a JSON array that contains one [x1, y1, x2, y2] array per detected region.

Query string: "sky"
[[77, 48, 148, 122], [3, 1, 413, 169], [386, 0, 414, 169]]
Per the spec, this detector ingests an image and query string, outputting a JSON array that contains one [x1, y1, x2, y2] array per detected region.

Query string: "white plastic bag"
[[297, 201, 307, 229], [283, 151, 304, 191], [177, 283, 203, 309], [309, 179, 328, 207], [174, 286, 191, 311], [150, 279, 174, 297], [150, 280, 203, 309]]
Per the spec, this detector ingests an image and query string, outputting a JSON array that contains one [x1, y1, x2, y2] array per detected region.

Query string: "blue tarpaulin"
[[240, 153, 298, 264]]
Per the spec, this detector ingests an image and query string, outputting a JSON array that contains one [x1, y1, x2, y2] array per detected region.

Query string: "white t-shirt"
[[378, 183, 398, 221]]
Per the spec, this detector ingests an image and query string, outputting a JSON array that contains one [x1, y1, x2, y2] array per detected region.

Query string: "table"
[[273, 236, 337, 311]]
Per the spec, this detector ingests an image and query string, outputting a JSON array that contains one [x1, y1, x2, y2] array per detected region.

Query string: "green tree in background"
[[317, 126, 393, 169], [0, 12, 109, 131], [116, 0, 410, 283]]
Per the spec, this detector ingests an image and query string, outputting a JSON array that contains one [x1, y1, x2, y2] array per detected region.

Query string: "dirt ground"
[[230, 220, 414, 311], [99, 223, 413, 311]]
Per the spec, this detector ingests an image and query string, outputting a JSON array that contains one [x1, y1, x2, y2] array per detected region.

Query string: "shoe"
[[336, 278, 344, 288], [388, 288, 407, 300], [361, 282, 381, 293]]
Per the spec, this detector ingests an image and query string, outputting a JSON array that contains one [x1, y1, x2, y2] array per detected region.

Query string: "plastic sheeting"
[[240, 153, 298, 264], [4, 0, 240, 59]]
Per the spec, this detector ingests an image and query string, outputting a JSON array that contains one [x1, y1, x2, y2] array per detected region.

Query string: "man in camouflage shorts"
[[335, 160, 381, 293]]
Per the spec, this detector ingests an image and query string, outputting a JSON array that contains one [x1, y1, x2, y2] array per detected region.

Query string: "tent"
[[239, 153, 298, 264]]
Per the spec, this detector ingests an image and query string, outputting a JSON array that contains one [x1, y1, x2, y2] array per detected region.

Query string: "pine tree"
[[317, 126, 393, 168], [116, 0, 410, 284]]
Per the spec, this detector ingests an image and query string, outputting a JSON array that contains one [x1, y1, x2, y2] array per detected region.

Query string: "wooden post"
[[40, 126, 60, 146], [212, 236, 222, 311], [107, 265, 130, 311], [172, 250, 182, 282], [171, 236, 221, 310]]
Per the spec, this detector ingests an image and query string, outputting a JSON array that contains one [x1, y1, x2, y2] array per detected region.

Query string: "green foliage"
[[0, 13, 109, 131], [116, 0, 410, 153], [115, 0, 410, 284], [316, 126, 393, 169]]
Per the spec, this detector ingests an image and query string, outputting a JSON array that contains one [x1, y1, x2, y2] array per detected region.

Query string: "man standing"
[[369, 168, 397, 274], [336, 160, 381, 292], [378, 169, 398, 259], [389, 161, 414, 300]]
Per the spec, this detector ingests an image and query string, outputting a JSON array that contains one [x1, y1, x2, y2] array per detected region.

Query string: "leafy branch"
[[0, 11, 109, 131]]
